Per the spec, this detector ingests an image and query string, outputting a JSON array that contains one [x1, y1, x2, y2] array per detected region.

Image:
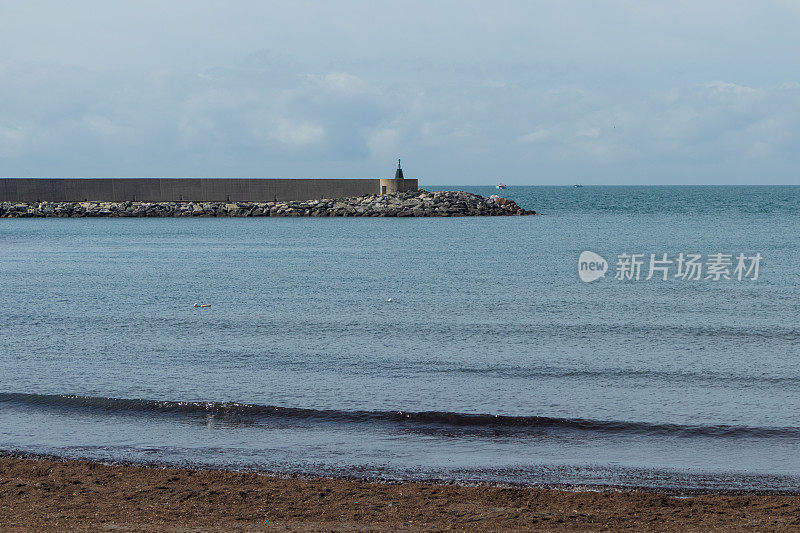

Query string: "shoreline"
[[2, 454, 799, 531], [3, 451, 798, 498], [0, 189, 535, 218]]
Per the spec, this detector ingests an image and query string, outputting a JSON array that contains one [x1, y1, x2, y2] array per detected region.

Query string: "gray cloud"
[[1, 1, 799, 184]]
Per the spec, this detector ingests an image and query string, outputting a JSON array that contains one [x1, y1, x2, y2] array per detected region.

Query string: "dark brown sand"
[[2, 456, 800, 532]]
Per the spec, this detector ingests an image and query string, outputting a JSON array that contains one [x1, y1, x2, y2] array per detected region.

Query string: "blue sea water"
[[1, 185, 799, 492]]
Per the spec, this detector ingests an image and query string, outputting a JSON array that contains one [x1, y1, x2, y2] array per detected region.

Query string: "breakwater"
[[0, 190, 534, 217], [0, 177, 417, 202]]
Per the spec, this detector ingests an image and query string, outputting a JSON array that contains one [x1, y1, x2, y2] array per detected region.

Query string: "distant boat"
[[496, 183, 507, 189], [574, 184, 583, 188]]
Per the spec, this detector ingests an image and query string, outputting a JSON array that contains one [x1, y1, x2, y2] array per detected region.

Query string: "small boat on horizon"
[[574, 184, 583, 188], [496, 183, 507, 189]]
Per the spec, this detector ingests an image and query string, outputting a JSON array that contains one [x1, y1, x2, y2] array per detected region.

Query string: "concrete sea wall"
[[0, 178, 418, 203]]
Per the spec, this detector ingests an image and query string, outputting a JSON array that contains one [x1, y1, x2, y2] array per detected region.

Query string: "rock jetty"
[[0, 190, 535, 218]]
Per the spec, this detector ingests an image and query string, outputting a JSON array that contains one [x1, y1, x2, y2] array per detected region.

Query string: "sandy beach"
[[1, 455, 798, 532]]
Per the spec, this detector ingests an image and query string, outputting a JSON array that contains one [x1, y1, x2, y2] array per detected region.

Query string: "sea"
[[1, 185, 799, 493]]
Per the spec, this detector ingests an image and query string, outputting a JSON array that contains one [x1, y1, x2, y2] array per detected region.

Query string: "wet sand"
[[1, 455, 799, 531]]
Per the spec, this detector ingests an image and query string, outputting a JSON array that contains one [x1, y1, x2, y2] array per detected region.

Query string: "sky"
[[1, 1, 800, 185]]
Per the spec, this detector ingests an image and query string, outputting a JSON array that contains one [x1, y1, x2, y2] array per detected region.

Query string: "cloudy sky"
[[2, 1, 799, 184]]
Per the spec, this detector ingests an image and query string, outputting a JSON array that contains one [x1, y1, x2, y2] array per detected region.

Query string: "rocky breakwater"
[[0, 190, 535, 218]]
